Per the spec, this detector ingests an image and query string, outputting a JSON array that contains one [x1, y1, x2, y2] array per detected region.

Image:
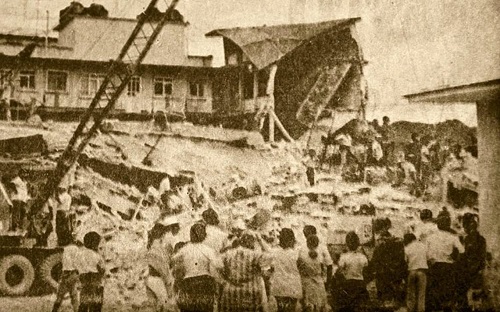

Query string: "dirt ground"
[[0, 295, 156, 312]]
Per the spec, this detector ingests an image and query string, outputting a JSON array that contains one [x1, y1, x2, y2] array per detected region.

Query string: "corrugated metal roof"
[[206, 18, 360, 69]]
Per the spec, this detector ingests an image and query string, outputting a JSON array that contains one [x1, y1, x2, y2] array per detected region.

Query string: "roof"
[[206, 18, 360, 69], [404, 79, 500, 103], [0, 42, 25, 56], [0, 16, 211, 68]]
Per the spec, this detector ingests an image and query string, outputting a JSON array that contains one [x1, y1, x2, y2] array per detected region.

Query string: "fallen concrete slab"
[[0, 134, 48, 156]]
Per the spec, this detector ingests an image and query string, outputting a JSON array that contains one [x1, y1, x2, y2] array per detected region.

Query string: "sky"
[[1, 0, 499, 126]]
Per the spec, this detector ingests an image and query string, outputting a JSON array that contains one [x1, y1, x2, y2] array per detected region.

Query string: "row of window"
[[1, 70, 205, 98]]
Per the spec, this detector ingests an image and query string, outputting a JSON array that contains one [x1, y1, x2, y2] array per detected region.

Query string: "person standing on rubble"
[[426, 213, 464, 311], [407, 133, 423, 177], [52, 186, 73, 246], [9, 169, 30, 232], [202, 208, 227, 253], [172, 223, 223, 312], [303, 149, 319, 186], [379, 116, 393, 165], [269, 228, 302, 312]]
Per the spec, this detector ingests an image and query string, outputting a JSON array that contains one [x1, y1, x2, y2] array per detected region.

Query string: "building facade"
[[0, 15, 213, 119]]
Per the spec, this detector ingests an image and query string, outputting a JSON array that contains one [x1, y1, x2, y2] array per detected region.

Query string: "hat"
[[158, 215, 179, 227]]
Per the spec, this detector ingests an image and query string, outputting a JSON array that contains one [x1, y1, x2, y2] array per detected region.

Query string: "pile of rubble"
[[1, 120, 477, 309]]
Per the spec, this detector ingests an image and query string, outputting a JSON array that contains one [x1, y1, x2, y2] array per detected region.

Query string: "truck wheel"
[[0, 255, 35, 295], [39, 253, 62, 291]]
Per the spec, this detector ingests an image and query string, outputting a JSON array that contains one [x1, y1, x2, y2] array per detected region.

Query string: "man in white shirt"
[[52, 238, 81, 312], [9, 170, 30, 232], [53, 186, 73, 246], [426, 214, 464, 311], [413, 209, 438, 243], [404, 233, 428, 312]]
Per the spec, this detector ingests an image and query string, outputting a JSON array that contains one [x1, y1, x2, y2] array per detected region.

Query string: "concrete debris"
[[0, 121, 479, 309], [0, 134, 48, 156]]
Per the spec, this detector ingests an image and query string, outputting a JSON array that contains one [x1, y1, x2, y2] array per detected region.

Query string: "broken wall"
[[274, 28, 362, 138]]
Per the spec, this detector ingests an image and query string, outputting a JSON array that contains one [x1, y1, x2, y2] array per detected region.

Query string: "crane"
[[30, 0, 180, 219]]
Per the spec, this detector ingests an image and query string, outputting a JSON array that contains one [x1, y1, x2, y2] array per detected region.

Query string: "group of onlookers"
[[139, 206, 487, 312]]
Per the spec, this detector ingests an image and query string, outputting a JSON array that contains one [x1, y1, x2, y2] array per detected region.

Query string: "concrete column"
[[477, 94, 500, 309]]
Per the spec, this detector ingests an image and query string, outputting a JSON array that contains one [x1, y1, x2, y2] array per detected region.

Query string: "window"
[[47, 71, 68, 92], [153, 77, 173, 97], [127, 76, 141, 96], [80, 74, 105, 96], [189, 82, 204, 97], [0, 70, 10, 86], [19, 70, 36, 90]]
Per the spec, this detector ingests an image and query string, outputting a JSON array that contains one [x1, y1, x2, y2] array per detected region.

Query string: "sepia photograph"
[[0, 0, 498, 311]]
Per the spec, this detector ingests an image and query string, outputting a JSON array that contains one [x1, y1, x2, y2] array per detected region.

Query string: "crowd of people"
[[317, 116, 478, 200], [133, 206, 487, 312]]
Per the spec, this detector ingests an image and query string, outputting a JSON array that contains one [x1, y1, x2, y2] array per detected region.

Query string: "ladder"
[[31, 0, 180, 213]]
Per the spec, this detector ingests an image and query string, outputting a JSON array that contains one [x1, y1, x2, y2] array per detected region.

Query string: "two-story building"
[[0, 11, 213, 120]]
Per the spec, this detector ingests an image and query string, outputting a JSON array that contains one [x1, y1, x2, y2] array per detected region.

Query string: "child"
[[337, 231, 369, 312], [78, 231, 105, 312], [403, 233, 428, 312], [52, 235, 81, 312]]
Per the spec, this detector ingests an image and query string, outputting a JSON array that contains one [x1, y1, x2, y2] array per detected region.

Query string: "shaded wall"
[[477, 93, 500, 308]]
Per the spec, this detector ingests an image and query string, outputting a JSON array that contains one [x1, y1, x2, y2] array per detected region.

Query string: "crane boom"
[[30, 0, 180, 215]]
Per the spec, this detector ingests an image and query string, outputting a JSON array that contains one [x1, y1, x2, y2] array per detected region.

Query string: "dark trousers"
[[10, 200, 27, 231], [337, 279, 369, 312], [56, 210, 74, 246], [427, 262, 456, 312], [306, 167, 315, 186], [78, 273, 103, 312]]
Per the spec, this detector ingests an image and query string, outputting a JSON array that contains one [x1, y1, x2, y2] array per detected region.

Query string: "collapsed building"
[[207, 18, 366, 140]]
